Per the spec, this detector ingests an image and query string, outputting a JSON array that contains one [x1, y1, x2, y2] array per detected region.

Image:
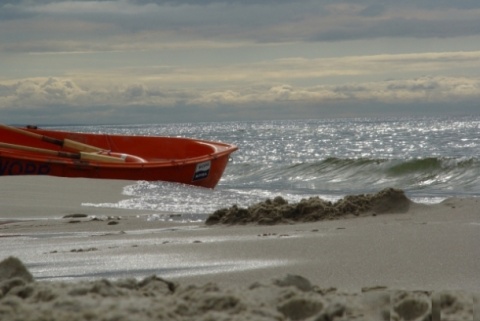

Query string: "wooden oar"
[[0, 142, 129, 163], [0, 124, 146, 163], [0, 124, 103, 153]]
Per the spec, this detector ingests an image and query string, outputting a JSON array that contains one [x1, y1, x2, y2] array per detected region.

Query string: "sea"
[[52, 115, 480, 221]]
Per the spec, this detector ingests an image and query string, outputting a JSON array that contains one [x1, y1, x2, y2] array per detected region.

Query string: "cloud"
[[1, 1, 479, 124], [109, 50, 480, 88], [2, 0, 480, 55], [309, 16, 480, 42], [2, 50, 480, 111], [0, 3, 35, 20], [1, 73, 479, 124]]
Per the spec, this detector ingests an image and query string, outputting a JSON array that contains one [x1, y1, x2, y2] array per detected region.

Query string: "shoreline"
[[1, 194, 478, 291]]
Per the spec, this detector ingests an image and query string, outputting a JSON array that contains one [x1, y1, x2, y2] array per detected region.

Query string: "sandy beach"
[[1, 176, 479, 320]]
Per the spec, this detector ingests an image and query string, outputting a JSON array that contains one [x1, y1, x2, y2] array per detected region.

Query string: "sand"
[[0, 176, 479, 320], [0, 176, 155, 219], [205, 188, 412, 225], [0, 257, 477, 321]]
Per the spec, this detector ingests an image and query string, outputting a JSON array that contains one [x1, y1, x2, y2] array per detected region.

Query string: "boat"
[[0, 124, 238, 188]]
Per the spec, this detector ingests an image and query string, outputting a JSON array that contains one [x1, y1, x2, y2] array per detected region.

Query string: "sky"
[[1, 0, 480, 125]]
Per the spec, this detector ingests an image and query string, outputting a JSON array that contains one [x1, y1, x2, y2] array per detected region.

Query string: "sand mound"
[[0, 258, 476, 321], [206, 188, 412, 225], [0, 257, 33, 284]]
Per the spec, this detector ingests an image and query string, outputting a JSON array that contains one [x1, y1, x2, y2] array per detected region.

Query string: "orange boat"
[[0, 124, 238, 188]]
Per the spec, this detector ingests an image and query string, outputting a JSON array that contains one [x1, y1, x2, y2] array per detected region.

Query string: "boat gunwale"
[[0, 128, 238, 168]]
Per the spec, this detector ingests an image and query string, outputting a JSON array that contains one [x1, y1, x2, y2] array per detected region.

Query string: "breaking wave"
[[224, 156, 480, 196]]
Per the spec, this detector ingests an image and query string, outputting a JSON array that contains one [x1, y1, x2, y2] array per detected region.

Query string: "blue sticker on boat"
[[193, 161, 211, 181]]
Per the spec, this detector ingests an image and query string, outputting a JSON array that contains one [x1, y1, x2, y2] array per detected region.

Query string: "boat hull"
[[0, 127, 237, 188]]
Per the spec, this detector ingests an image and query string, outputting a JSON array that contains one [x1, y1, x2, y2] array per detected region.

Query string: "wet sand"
[[0, 176, 479, 320]]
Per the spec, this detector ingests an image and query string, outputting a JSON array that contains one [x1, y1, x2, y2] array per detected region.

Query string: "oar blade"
[[79, 152, 125, 163], [63, 139, 102, 153]]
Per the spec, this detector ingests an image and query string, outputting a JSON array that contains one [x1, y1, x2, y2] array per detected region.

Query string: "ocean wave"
[[85, 157, 480, 215], [225, 157, 480, 195]]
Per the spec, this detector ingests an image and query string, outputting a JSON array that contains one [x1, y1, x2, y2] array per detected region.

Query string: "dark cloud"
[[129, 0, 300, 5], [359, 4, 386, 17], [310, 17, 480, 42], [412, 0, 480, 10], [129, 0, 480, 10], [0, 3, 35, 20], [3, 0, 480, 46]]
